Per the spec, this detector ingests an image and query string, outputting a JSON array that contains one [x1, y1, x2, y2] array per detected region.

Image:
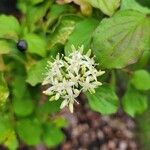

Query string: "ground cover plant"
[[0, 0, 150, 149]]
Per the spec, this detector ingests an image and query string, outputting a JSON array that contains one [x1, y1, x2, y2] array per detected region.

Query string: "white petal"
[[89, 88, 95, 93], [56, 54, 60, 60], [96, 81, 102, 86], [42, 80, 48, 85], [74, 89, 80, 96], [86, 49, 91, 57], [97, 71, 105, 76], [79, 45, 84, 54], [71, 45, 76, 52], [55, 93, 60, 100], [60, 99, 68, 109], [43, 90, 53, 96], [69, 102, 74, 113], [64, 56, 71, 62], [49, 96, 55, 101]]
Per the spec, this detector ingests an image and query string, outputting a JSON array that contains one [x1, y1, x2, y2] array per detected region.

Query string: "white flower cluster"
[[42, 45, 105, 113]]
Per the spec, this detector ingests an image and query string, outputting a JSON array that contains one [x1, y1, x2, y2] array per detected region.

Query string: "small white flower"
[[79, 76, 102, 93], [67, 72, 80, 87], [42, 45, 105, 113]]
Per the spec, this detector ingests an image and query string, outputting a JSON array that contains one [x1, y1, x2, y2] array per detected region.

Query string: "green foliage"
[[43, 123, 64, 148], [45, 4, 76, 30], [0, 15, 21, 40], [0, 73, 9, 108], [0, 40, 15, 55], [12, 77, 34, 117], [137, 105, 150, 150], [26, 59, 48, 86], [122, 85, 148, 117], [0, 0, 150, 149], [26, 1, 52, 31], [0, 117, 18, 150], [121, 0, 150, 13], [65, 18, 99, 55], [85, 0, 120, 16], [86, 84, 119, 115], [13, 99, 34, 117], [92, 10, 150, 69], [29, 0, 44, 5], [131, 70, 150, 90], [47, 15, 81, 49], [53, 117, 68, 128], [16, 119, 42, 146], [36, 100, 61, 122], [24, 33, 47, 57]]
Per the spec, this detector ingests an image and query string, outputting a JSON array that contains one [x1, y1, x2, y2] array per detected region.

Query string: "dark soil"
[[0, 0, 18, 15], [59, 95, 137, 150]]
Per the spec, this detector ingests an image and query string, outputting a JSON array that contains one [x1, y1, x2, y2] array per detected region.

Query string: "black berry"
[[17, 40, 28, 52]]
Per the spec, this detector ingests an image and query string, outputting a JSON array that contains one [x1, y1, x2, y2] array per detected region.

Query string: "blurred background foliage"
[[0, 0, 150, 150]]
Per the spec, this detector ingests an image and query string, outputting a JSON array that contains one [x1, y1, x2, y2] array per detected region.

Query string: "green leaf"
[[92, 10, 150, 69], [3, 130, 18, 150], [36, 101, 61, 121], [29, 0, 44, 5], [0, 117, 18, 150], [0, 117, 10, 142], [0, 40, 12, 55], [39, 101, 61, 115], [0, 73, 9, 108], [135, 50, 150, 68], [0, 56, 5, 71], [65, 18, 99, 55], [12, 76, 27, 100], [43, 123, 64, 148], [26, 59, 48, 86], [131, 70, 150, 90], [17, 0, 27, 14], [47, 15, 81, 49], [12, 77, 34, 117], [0, 15, 20, 40], [137, 0, 150, 7], [53, 117, 68, 128], [122, 85, 148, 117], [45, 4, 75, 30], [16, 119, 42, 146], [85, 0, 121, 16], [26, 1, 52, 31], [137, 108, 150, 149], [48, 43, 64, 58], [13, 99, 34, 117], [0, 40, 16, 55], [86, 84, 119, 115], [121, 0, 150, 14], [24, 33, 46, 57]]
